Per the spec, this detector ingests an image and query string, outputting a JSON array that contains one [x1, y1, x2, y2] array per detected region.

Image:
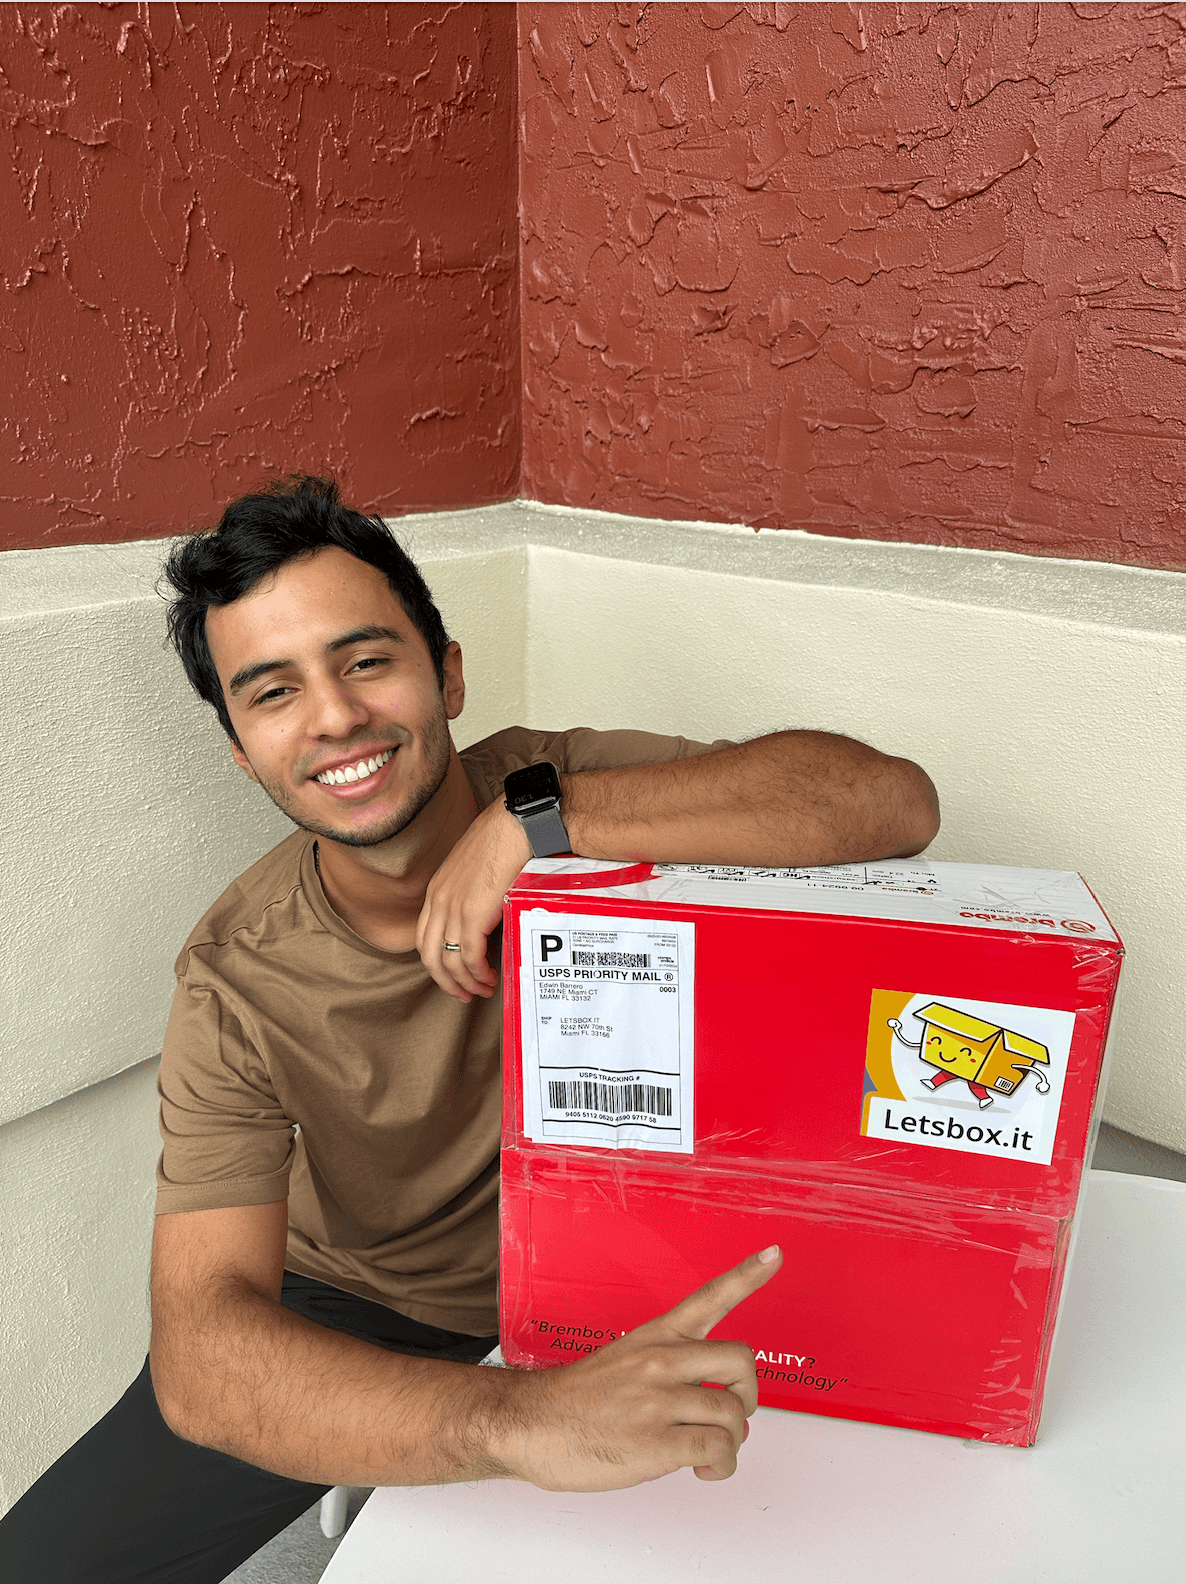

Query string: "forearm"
[[150, 1281, 518, 1486], [417, 730, 938, 1001], [561, 731, 939, 868], [154, 1246, 782, 1494]]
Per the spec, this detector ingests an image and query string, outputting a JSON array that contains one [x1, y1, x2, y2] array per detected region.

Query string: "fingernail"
[[757, 1244, 780, 1265]]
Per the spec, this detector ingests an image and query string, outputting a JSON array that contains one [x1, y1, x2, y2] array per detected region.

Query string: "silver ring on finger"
[[443, 940, 462, 952]]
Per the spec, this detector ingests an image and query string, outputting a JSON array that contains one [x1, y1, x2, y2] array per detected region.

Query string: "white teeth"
[[316, 748, 394, 786]]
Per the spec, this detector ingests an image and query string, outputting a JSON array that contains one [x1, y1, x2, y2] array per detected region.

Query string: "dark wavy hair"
[[161, 476, 449, 743]]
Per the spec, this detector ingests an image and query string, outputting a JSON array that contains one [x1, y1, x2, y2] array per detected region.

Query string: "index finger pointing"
[[660, 1245, 783, 1342]]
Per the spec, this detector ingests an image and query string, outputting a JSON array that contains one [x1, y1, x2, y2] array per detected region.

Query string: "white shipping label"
[[518, 911, 695, 1152]]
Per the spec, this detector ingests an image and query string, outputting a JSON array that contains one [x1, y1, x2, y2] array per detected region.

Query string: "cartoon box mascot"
[[888, 1003, 1051, 1109]]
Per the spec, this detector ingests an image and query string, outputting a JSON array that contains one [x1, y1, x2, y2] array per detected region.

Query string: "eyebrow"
[[326, 625, 405, 654], [227, 625, 406, 697]]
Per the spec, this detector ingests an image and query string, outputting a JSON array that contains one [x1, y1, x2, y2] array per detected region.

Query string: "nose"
[[304, 673, 370, 740]]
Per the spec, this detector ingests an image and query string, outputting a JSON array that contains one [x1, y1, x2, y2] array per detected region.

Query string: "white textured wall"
[[0, 1059, 161, 1512], [0, 529, 528, 1509], [518, 514, 1184, 1154], [3, 545, 292, 1124], [1, 503, 1182, 1513]]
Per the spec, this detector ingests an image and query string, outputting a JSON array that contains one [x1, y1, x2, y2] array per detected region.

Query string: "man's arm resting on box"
[[150, 1201, 780, 1490], [419, 729, 939, 1000], [560, 729, 939, 869]]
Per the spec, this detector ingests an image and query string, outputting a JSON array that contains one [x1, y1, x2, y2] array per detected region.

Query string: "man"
[[1, 477, 939, 1582]]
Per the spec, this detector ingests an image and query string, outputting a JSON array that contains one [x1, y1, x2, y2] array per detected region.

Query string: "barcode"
[[571, 950, 651, 968], [547, 1079, 673, 1117]]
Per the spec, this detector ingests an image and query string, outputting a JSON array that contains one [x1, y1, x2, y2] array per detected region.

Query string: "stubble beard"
[[251, 701, 453, 849]]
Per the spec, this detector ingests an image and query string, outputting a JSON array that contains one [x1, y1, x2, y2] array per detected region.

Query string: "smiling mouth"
[[314, 747, 395, 787]]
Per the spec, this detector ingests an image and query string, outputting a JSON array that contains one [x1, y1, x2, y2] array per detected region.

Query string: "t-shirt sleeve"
[[155, 967, 296, 1215], [460, 725, 734, 810]]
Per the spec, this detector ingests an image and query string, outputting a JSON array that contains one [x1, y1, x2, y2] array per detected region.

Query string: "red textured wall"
[[519, 3, 1186, 569], [7, 4, 1185, 569], [0, 3, 518, 550]]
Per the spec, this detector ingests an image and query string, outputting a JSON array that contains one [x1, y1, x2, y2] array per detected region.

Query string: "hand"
[[416, 799, 531, 1001], [494, 1245, 783, 1491]]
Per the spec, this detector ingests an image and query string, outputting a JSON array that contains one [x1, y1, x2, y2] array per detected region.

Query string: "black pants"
[[0, 1273, 498, 1584]]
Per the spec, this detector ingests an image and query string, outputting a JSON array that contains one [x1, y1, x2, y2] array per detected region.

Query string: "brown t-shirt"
[[156, 725, 722, 1335]]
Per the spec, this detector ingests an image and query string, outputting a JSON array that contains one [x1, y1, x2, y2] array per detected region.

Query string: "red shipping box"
[[500, 857, 1123, 1445]]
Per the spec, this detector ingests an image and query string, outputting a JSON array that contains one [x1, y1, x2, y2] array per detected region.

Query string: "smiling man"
[[1, 476, 940, 1583]]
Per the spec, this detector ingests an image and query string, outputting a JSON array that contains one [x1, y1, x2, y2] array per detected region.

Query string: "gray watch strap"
[[518, 802, 570, 858]]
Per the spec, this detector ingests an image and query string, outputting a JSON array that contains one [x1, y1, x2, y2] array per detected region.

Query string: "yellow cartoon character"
[[887, 1003, 1051, 1110]]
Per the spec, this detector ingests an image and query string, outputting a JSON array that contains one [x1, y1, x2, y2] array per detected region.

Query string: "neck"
[[314, 749, 478, 952]]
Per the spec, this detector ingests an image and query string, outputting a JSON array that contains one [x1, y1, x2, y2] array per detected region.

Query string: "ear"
[[442, 640, 465, 722], [229, 737, 260, 784]]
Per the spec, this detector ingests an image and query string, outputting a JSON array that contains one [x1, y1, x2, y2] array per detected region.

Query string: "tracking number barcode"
[[547, 1079, 673, 1117], [571, 950, 651, 968]]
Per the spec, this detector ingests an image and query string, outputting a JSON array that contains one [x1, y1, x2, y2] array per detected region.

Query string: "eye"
[[960, 1047, 972, 1056], [928, 1035, 941, 1045], [253, 685, 293, 705], [349, 656, 388, 674]]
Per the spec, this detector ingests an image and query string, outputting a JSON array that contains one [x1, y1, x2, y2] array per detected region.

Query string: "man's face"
[[206, 547, 464, 848]]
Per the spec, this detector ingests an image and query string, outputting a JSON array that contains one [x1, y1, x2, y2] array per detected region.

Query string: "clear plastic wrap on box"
[[500, 857, 1123, 1446]]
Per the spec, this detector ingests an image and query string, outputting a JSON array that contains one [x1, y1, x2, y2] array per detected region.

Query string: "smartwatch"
[[504, 761, 571, 858]]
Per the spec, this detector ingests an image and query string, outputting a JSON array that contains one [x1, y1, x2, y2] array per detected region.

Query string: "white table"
[[322, 1171, 1186, 1583]]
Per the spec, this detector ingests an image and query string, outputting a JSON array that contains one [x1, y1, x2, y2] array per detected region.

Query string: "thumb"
[[656, 1245, 783, 1343]]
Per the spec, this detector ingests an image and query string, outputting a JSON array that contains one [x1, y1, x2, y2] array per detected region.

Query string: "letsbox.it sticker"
[[861, 989, 1075, 1166], [518, 910, 695, 1152]]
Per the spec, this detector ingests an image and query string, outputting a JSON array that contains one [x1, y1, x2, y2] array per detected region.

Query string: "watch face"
[[506, 760, 562, 813]]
